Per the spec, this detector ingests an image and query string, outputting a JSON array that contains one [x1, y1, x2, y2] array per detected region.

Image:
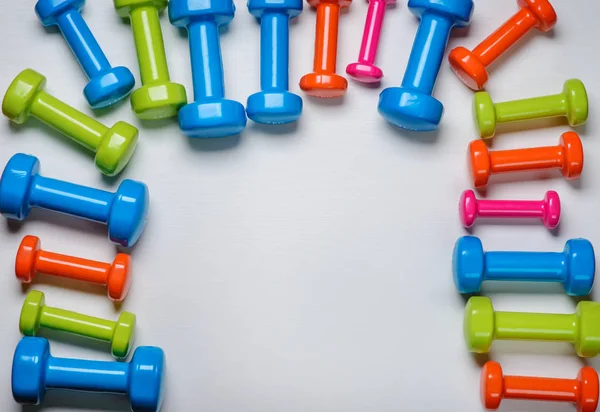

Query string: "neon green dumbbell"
[[115, 0, 187, 120], [474, 79, 588, 139], [20, 290, 136, 359], [464, 296, 600, 358], [2, 69, 138, 177]]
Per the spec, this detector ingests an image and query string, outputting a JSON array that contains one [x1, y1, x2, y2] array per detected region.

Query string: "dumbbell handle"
[[471, 8, 538, 67], [501, 375, 579, 403], [356, 0, 386, 64], [260, 12, 289, 91], [494, 311, 576, 342], [402, 13, 452, 94], [493, 93, 568, 124], [55, 9, 112, 78], [45, 355, 129, 393], [28, 90, 108, 151], [188, 20, 225, 100], [483, 251, 566, 282], [38, 306, 117, 342], [475, 199, 547, 218], [129, 6, 172, 85], [490, 145, 563, 173], [313, 4, 341, 74], [32, 249, 111, 284], [29, 175, 113, 223]]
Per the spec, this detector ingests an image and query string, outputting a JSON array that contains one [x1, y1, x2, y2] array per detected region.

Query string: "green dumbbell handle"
[[130, 6, 172, 85], [30, 91, 107, 151], [39, 306, 116, 341], [494, 93, 567, 123], [494, 311, 576, 342]]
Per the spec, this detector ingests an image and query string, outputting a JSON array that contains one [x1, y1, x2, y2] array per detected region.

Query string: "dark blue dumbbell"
[[246, 0, 303, 125], [378, 0, 473, 131], [35, 0, 135, 109], [12, 337, 165, 411], [0, 153, 148, 247], [453, 236, 596, 296], [169, 0, 247, 138]]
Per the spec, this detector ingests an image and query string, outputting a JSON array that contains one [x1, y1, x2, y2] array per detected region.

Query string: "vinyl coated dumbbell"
[[2, 69, 138, 176], [469, 131, 584, 189], [449, 0, 557, 90], [169, 0, 247, 138], [453, 236, 595, 296], [0, 154, 148, 247], [35, 0, 135, 108], [20, 290, 136, 359], [475, 79, 588, 139], [115, 0, 188, 120], [246, 0, 303, 124], [12, 337, 165, 411], [299, 0, 351, 98], [459, 190, 561, 229], [378, 0, 473, 131], [464, 296, 600, 357], [481, 361, 598, 412], [16, 235, 131, 302]]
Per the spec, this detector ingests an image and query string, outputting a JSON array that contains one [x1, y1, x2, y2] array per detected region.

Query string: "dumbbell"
[[0, 153, 148, 247], [169, 0, 247, 138], [469, 131, 584, 189], [346, 0, 395, 84], [246, 0, 303, 124], [115, 0, 188, 120], [16, 235, 131, 302], [464, 296, 600, 357], [378, 0, 473, 131], [2, 69, 138, 176], [12, 337, 164, 410], [35, 0, 135, 109], [459, 189, 561, 229], [481, 361, 599, 412], [20, 290, 135, 359], [453, 236, 595, 296], [449, 0, 557, 90], [299, 0, 351, 98], [475, 79, 588, 139]]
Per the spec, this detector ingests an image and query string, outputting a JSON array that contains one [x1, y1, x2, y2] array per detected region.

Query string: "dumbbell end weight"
[[468, 140, 490, 189], [15, 235, 42, 284], [563, 239, 595, 297], [453, 236, 484, 294], [108, 179, 149, 247], [178, 100, 247, 138], [563, 79, 588, 127], [108, 253, 132, 301], [346, 62, 384, 84], [130, 83, 188, 120], [19, 290, 45, 337], [112, 311, 136, 359], [114, 0, 169, 16], [247, 91, 303, 125], [518, 0, 557, 32], [458, 189, 477, 228], [35, 0, 85, 26], [473, 92, 496, 139], [464, 296, 494, 353], [299, 73, 348, 98], [575, 302, 600, 358], [378, 88, 444, 131], [541, 190, 560, 229], [448, 47, 488, 91], [96, 121, 139, 176], [2, 69, 46, 124], [560, 131, 584, 179], [0, 154, 40, 220], [129, 346, 166, 411], [12, 337, 50, 405], [83, 66, 136, 110], [481, 361, 503, 410]]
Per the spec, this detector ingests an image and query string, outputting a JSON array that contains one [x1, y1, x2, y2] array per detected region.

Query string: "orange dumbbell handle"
[[313, 3, 341, 73], [472, 8, 538, 67], [503, 375, 578, 403], [489, 146, 563, 174], [33, 250, 110, 285]]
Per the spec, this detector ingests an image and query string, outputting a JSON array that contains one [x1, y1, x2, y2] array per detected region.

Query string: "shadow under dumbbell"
[[19, 273, 107, 299], [21, 390, 130, 411], [491, 340, 587, 359], [306, 95, 345, 106], [480, 281, 567, 295], [5, 208, 108, 237], [385, 122, 440, 144], [186, 134, 242, 151], [490, 117, 572, 140], [470, 353, 489, 368], [465, 217, 562, 237], [498, 399, 581, 412], [35, 327, 113, 356], [139, 117, 179, 130], [249, 121, 299, 136]]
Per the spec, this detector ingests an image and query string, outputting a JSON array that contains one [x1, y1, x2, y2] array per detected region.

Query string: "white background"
[[0, 1, 598, 411]]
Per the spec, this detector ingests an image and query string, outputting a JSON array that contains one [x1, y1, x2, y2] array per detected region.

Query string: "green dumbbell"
[[20, 290, 136, 359], [2, 69, 138, 176], [474, 79, 588, 139], [115, 0, 187, 120], [464, 296, 600, 358]]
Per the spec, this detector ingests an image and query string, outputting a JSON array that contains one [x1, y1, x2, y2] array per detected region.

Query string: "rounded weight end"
[[563, 79, 588, 127], [453, 236, 485, 294], [96, 121, 139, 177], [473, 92, 496, 139], [459, 190, 477, 228], [0, 153, 40, 221], [108, 179, 149, 247], [377, 87, 443, 132], [346, 62, 384, 84], [248, 0, 302, 17], [481, 361, 503, 410], [15, 235, 41, 284], [20, 290, 46, 336], [130, 346, 166, 412], [107, 253, 132, 302], [168, 0, 235, 27], [130, 82, 187, 120], [542, 190, 560, 229], [2, 69, 46, 125], [468, 140, 491, 189], [114, 0, 168, 17], [300, 72, 348, 98], [449, 47, 489, 91], [518, 0, 557, 32], [564, 238, 595, 297], [12, 337, 50, 405], [464, 296, 494, 354], [112, 311, 136, 359], [247, 91, 302, 125], [84, 67, 135, 110], [577, 367, 599, 412], [35, 0, 85, 26], [575, 301, 600, 358], [559, 131, 583, 180], [178, 99, 247, 138], [408, 0, 473, 27]]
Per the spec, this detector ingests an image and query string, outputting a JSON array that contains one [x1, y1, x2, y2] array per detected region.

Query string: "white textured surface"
[[0, 1, 598, 411]]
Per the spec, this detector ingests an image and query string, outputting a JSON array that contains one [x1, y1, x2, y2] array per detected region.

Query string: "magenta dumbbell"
[[459, 190, 561, 229]]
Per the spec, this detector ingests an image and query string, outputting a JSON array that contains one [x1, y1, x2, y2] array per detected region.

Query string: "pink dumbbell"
[[459, 190, 561, 229], [345, 0, 395, 83]]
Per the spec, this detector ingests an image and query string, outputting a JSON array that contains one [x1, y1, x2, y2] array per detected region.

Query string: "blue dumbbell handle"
[[484, 251, 566, 282], [401, 13, 453, 95], [188, 20, 225, 100], [29, 175, 113, 223], [260, 12, 289, 91], [45, 355, 129, 393], [55, 8, 112, 79]]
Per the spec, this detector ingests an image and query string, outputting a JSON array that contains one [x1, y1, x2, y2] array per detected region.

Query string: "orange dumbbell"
[[481, 361, 599, 411], [449, 0, 557, 90], [299, 0, 351, 98], [469, 131, 583, 189], [15, 235, 131, 302]]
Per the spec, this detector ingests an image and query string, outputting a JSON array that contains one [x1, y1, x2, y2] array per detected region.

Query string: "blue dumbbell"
[[378, 0, 473, 131], [453, 236, 595, 296], [169, 0, 247, 138], [12, 337, 165, 411], [35, 0, 135, 109], [246, 0, 303, 125], [0, 154, 148, 247]]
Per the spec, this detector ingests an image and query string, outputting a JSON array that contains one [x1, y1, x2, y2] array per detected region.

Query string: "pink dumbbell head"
[[459, 190, 560, 229]]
